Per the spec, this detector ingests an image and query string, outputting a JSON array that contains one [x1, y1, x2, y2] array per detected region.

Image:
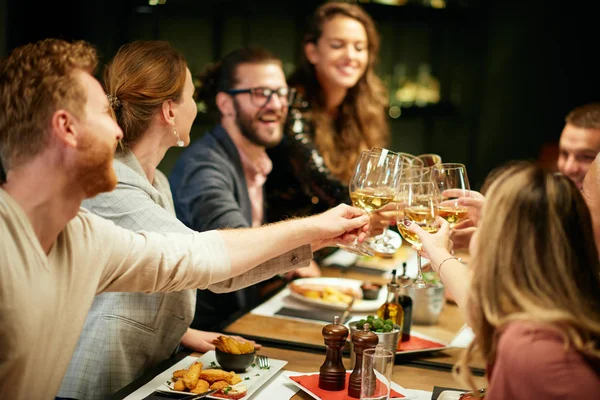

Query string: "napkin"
[[431, 386, 467, 400], [289, 372, 405, 399], [399, 335, 446, 352]]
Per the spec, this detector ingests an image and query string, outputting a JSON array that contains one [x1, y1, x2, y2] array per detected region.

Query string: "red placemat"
[[289, 372, 405, 399], [397, 334, 446, 352]]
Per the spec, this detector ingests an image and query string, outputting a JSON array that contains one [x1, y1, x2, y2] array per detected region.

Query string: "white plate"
[[288, 277, 387, 312], [286, 371, 410, 400], [437, 390, 467, 400], [157, 351, 287, 399]]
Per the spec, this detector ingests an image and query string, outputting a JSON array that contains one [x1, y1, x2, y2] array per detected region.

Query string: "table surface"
[[111, 249, 487, 399], [188, 346, 486, 399], [223, 256, 485, 373]]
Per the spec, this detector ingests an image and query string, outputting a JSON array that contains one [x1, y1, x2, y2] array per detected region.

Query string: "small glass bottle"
[[377, 270, 404, 332], [397, 262, 414, 342]]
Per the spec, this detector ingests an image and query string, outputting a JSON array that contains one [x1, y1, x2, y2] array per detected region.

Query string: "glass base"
[[336, 242, 375, 257], [367, 230, 402, 255], [403, 279, 434, 289]]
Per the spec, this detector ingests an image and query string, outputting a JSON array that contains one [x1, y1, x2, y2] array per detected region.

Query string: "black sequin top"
[[266, 94, 351, 223]]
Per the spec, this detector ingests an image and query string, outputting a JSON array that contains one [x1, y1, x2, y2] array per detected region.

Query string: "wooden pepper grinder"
[[348, 323, 379, 398], [318, 316, 349, 391]]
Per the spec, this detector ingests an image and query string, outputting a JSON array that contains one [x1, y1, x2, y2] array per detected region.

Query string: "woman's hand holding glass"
[[396, 180, 441, 288], [441, 188, 485, 250], [404, 216, 453, 272], [432, 163, 471, 228]]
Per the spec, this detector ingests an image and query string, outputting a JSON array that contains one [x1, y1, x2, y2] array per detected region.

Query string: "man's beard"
[[233, 100, 283, 149], [73, 133, 117, 198]]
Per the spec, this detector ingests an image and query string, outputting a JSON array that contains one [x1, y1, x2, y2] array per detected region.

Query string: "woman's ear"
[[161, 100, 176, 127], [304, 42, 318, 65]]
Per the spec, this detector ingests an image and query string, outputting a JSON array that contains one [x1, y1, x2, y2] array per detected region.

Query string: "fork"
[[256, 354, 270, 369]]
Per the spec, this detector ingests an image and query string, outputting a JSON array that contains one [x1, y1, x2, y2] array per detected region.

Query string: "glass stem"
[[415, 252, 424, 282], [372, 226, 388, 244]]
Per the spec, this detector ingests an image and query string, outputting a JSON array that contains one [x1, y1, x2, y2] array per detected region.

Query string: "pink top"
[[486, 321, 600, 400], [234, 142, 272, 227]]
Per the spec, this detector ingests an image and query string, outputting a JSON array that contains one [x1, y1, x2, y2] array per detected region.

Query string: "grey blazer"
[[58, 149, 311, 400]]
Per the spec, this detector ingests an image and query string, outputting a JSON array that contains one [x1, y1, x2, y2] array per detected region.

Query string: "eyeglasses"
[[225, 87, 295, 108]]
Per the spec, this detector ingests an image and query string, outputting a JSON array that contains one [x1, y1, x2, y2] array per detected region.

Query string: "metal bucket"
[[406, 283, 445, 325], [348, 323, 400, 368]]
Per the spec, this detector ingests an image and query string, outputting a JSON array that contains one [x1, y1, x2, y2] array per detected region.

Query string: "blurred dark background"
[[2, 0, 600, 189]]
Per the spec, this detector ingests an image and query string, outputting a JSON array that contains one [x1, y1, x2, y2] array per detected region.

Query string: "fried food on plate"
[[172, 369, 187, 379], [183, 362, 203, 389], [199, 368, 235, 383], [170, 359, 246, 397], [212, 335, 255, 354], [173, 379, 186, 392], [230, 374, 242, 385], [190, 379, 210, 394], [290, 283, 360, 304], [210, 380, 230, 391]]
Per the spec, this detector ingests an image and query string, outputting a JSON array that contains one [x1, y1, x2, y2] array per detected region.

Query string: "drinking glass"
[[360, 346, 394, 400], [396, 181, 440, 289], [338, 151, 401, 257], [416, 153, 442, 167], [366, 148, 404, 255], [431, 163, 471, 228]]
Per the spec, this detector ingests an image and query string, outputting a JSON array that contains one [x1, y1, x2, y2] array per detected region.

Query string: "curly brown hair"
[[0, 38, 98, 173], [290, 1, 389, 183]]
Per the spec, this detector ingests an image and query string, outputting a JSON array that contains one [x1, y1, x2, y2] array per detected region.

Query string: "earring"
[[173, 128, 184, 147]]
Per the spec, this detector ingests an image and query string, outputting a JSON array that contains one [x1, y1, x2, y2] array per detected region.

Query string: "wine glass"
[[396, 180, 440, 289], [397, 152, 424, 168], [431, 163, 471, 228], [366, 148, 404, 255], [416, 153, 442, 167], [338, 151, 401, 256]]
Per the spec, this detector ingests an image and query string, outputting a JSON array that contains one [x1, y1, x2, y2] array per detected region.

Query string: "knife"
[[154, 389, 218, 399], [341, 296, 356, 324]]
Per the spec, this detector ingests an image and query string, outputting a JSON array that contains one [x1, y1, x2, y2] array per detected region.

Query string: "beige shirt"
[[0, 188, 231, 400]]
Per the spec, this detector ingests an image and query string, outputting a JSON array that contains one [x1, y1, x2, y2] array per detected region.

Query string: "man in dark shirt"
[[170, 48, 320, 331]]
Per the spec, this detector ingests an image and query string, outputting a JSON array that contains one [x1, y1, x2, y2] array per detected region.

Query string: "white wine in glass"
[[350, 188, 395, 213], [364, 147, 405, 255], [396, 182, 440, 289], [397, 205, 440, 246], [432, 163, 470, 228], [338, 151, 400, 257]]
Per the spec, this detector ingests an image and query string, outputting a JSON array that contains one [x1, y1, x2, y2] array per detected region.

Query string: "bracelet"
[[437, 256, 463, 280]]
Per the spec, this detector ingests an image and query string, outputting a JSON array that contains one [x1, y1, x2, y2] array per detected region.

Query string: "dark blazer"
[[170, 124, 262, 330]]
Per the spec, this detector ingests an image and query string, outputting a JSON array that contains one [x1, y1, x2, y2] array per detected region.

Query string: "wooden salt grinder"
[[348, 323, 379, 398], [318, 316, 349, 391]]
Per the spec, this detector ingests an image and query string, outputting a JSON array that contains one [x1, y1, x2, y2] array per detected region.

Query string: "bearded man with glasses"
[[169, 47, 322, 332]]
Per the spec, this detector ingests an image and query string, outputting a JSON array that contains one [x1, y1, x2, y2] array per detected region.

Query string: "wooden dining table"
[[222, 249, 485, 375], [111, 247, 487, 399], [245, 346, 486, 399]]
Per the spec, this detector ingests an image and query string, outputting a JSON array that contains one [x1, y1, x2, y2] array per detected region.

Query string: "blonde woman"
[[407, 162, 600, 399]]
